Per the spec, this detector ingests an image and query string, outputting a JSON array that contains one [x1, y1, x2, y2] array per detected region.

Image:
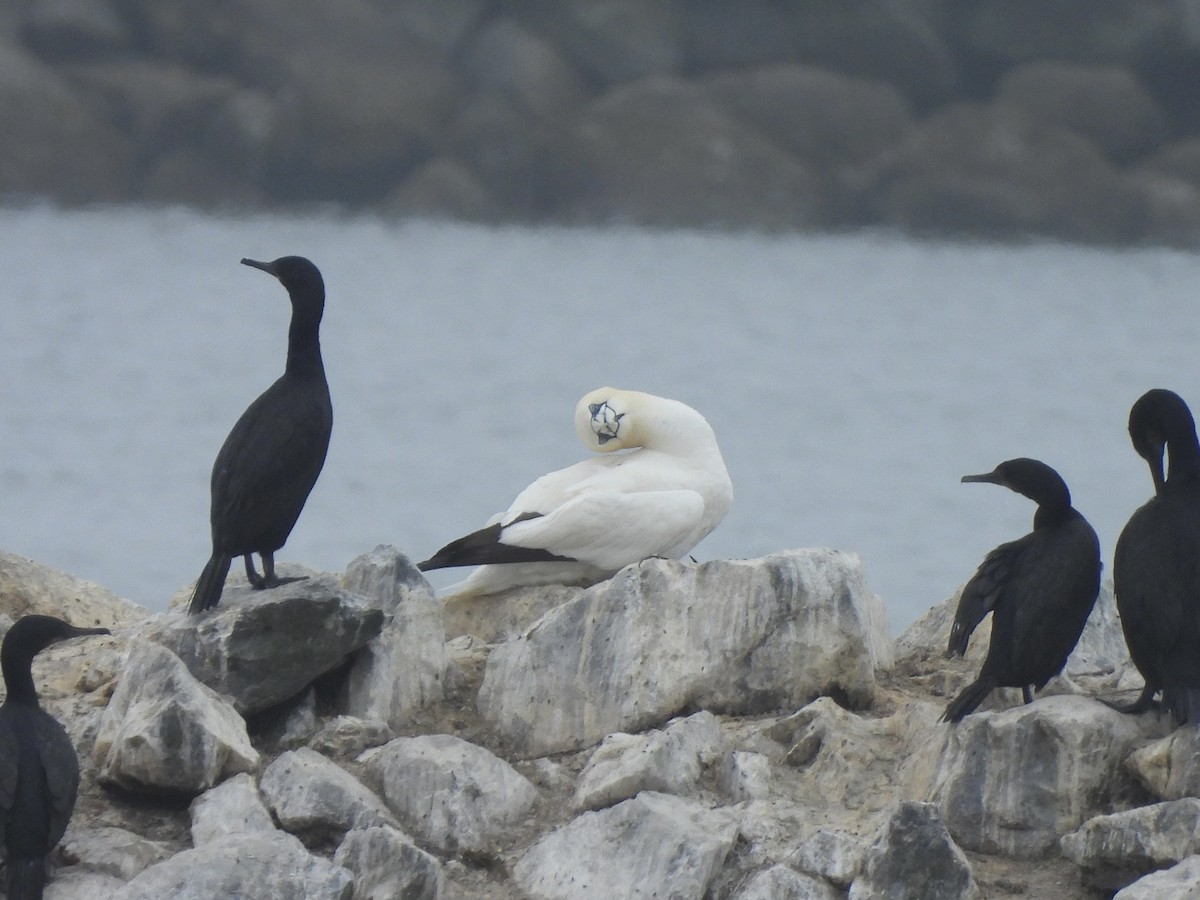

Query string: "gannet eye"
[[589, 401, 625, 445]]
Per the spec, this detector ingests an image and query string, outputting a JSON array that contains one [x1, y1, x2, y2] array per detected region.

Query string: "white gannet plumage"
[[418, 387, 733, 599]]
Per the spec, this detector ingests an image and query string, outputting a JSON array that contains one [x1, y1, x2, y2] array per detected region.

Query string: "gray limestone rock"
[[1060, 799, 1200, 891], [849, 801, 979, 900], [334, 825, 444, 900], [40, 868, 127, 899], [149, 574, 384, 715], [189, 772, 277, 846], [1126, 728, 1200, 801], [308, 715, 394, 758], [479, 550, 891, 756], [721, 750, 773, 804], [92, 641, 258, 795], [340, 546, 448, 729], [514, 792, 737, 900], [790, 829, 867, 888], [913, 696, 1149, 858], [361, 733, 538, 854], [260, 748, 398, 840], [118, 831, 353, 900], [732, 865, 840, 900], [58, 825, 171, 880], [1114, 856, 1200, 899], [573, 710, 724, 810]]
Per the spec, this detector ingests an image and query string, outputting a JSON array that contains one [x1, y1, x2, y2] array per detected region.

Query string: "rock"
[[391, 0, 486, 53], [1061, 798, 1200, 891], [721, 750, 773, 804], [1114, 856, 1200, 899], [0, 41, 132, 201], [58, 825, 172, 880], [93, 641, 258, 795], [262, 687, 318, 749], [442, 583, 579, 644], [683, 0, 958, 109], [1126, 728, 1200, 800], [361, 733, 538, 854], [514, 792, 738, 900], [478, 551, 891, 756], [387, 157, 500, 222], [41, 867, 127, 898], [189, 772, 277, 846], [997, 62, 1168, 163], [308, 715, 393, 759], [573, 710, 724, 810], [732, 864, 840, 900], [0, 549, 143, 627], [790, 828, 866, 888], [440, 92, 565, 215], [458, 18, 589, 121], [339, 547, 447, 729], [867, 101, 1150, 244], [333, 825, 444, 900], [118, 831, 354, 900], [260, 748, 398, 840], [703, 65, 913, 171], [514, 0, 683, 86], [148, 574, 384, 715], [951, 1, 1174, 69], [20, 0, 130, 60], [910, 696, 1151, 858], [848, 801, 979, 900], [554, 76, 826, 230], [1142, 139, 1200, 189]]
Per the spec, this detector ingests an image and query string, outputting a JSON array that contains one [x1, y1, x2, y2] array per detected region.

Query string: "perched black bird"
[[0, 615, 109, 899], [1113, 388, 1200, 723], [942, 458, 1101, 723], [189, 256, 333, 614]]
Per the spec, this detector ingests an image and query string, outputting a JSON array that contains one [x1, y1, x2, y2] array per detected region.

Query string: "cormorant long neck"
[[2, 644, 41, 706], [286, 309, 325, 380], [1033, 498, 1077, 530], [1165, 425, 1200, 485]]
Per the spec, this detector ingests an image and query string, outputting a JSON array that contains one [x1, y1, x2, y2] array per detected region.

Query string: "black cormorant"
[[0, 615, 109, 899], [189, 256, 333, 615], [942, 458, 1101, 723], [1113, 388, 1200, 723]]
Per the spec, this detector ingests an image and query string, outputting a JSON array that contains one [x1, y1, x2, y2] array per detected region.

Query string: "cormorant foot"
[[253, 574, 308, 591]]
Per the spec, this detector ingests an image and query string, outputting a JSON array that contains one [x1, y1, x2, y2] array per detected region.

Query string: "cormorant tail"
[[7, 858, 45, 900], [189, 553, 232, 614], [942, 677, 998, 723]]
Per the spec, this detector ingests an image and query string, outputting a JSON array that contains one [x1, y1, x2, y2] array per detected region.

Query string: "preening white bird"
[[418, 387, 733, 600]]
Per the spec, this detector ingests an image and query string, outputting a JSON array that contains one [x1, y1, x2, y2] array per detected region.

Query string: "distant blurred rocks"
[[5, 0, 1200, 243]]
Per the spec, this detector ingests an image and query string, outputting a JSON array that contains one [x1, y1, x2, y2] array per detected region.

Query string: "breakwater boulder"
[[5, 0, 1200, 244], [7, 548, 1200, 897]]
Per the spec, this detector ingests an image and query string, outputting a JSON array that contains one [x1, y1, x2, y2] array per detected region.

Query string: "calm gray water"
[[1, 205, 1196, 633]]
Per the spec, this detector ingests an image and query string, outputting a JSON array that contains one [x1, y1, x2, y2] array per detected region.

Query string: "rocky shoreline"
[[7, 543, 1200, 899], [5, 0, 1200, 245]]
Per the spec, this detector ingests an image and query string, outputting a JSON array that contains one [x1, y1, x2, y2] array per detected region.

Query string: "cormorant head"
[[2, 615, 110, 660], [1128, 389, 1196, 494], [962, 457, 1071, 510], [242, 256, 325, 316]]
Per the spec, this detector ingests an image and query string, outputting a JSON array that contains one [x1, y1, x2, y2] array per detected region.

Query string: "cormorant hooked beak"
[[241, 258, 275, 275]]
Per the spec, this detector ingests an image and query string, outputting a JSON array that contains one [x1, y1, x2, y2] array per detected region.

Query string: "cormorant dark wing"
[[210, 375, 332, 551], [948, 536, 1030, 657], [1000, 516, 1101, 688], [31, 710, 80, 850], [0, 713, 18, 848]]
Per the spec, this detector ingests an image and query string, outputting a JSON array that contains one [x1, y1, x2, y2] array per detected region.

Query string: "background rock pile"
[[5, 0, 1200, 244], [7, 541, 1200, 898]]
